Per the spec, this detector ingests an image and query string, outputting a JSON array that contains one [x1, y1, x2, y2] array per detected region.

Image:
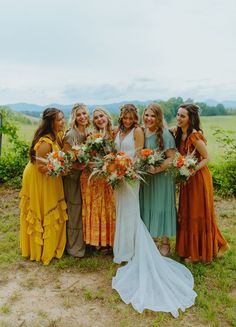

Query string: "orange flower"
[[116, 158, 127, 167], [176, 156, 185, 168], [141, 148, 153, 157], [107, 163, 117, 173], [90, 132, 103, 140], [53, 152, 59, 158], [71, 150, 78, 162], [117, 170, 125, 177], [47, 162, 53, 170]]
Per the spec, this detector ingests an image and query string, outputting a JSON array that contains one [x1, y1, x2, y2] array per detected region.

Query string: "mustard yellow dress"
[[19, 135, 68, 265]]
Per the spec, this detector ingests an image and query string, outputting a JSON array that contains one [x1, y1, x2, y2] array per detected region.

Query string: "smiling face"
[[177, 107, 190, 130], [53, 112, 65, 132], [143, 108, 158, 131], [76, 107, 89, 128], [122, 112, 135, 130], [93, 110, 108, 130]]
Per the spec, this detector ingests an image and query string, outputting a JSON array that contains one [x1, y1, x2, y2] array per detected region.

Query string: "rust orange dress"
[[80, 171, 116, 247], [176, 132, 229, 262]]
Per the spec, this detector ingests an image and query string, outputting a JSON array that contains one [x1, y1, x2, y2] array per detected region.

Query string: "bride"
[[112, 104, 197, 318]]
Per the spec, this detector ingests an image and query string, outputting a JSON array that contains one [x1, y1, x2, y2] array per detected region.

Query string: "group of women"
[[19, 102, 229, 317]]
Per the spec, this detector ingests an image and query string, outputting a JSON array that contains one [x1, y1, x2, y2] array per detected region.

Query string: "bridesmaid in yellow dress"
[[80, 108, 116, 249], [19, 108, 68, 265]]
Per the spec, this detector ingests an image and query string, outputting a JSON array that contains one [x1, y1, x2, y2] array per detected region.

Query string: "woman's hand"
[[147, 166, 160, 174], [169, 126, 177, 136]]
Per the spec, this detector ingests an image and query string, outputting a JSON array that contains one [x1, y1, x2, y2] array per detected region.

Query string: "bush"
[[0, 108, 29, 187], [209, 128, 236, 196]]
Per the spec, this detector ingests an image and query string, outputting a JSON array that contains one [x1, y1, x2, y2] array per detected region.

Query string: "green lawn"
[[2, 115, 236, 162]]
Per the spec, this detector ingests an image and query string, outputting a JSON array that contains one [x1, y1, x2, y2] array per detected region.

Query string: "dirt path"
[[0, 263, 118, 327]]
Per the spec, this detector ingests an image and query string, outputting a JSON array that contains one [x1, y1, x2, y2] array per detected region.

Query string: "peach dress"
[[80, 171, 115, 247], [176, 132, 228, 262]]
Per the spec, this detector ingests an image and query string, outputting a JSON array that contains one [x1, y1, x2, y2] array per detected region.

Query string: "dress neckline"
[[119, 127, 135, 143]]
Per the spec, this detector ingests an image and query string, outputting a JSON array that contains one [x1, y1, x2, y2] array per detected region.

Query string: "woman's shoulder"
[[134, 126, 144, 134], [65, 127, 76, 136], [38, 134, 54, 144], [163, 127, 175, 139], [188, 130, 206, 144], [34, 134, 53, 151], [64, 128, 78, 140]]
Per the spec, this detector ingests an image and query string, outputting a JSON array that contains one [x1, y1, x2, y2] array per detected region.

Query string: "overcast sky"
[[0, 0, 235, 105]]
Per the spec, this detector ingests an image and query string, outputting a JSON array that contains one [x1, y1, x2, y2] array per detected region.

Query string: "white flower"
[[179, 166, 191, 177], [185, 158, 197, 167], [94, 137, 103, 144]]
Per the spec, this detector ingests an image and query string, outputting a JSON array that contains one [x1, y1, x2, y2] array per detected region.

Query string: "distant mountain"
[[5, 100, 156, 115], [4, 98, 236, 115], [205, 99, 236, 108]]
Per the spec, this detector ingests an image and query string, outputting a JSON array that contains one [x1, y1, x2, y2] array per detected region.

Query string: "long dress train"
[[112, 129, 197, 318]]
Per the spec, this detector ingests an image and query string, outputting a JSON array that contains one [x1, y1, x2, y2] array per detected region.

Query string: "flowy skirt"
[[112, 219, 197, 317]]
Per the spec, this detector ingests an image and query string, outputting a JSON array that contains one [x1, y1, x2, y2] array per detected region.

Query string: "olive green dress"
[[63, 128, 86, 257]]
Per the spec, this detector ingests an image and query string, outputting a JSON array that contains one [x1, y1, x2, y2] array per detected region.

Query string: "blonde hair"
[[143, 103, 164, 151], [92, 107, 113, 138], [118, 104, 139, 131], [70, 103, 90, 129]]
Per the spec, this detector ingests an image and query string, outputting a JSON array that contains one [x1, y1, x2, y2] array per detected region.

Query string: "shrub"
[[209, 128, 236, 196], [0, 108, 29, 187]]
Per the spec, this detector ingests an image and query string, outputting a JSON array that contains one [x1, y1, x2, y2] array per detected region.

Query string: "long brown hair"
[[29, 108, 63, 162], [143, 103, 164, 151], [175, 103, 202, 148], [118, 104, 139, 131]]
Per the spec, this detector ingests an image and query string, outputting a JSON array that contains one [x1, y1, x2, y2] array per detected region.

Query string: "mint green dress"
[[139, 128, 177, 237]]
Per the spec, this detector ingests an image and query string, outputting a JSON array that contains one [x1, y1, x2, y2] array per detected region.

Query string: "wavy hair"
[[175, 103, 202, 148], [143, 103, 164, 151], [118, 104, 139, 131], [69, 103, 90, 129], [92, 107, 113, 138], [29, 108, 63, 162]]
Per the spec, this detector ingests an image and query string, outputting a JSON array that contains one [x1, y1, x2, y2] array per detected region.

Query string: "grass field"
[[7, 115, 235, 161]]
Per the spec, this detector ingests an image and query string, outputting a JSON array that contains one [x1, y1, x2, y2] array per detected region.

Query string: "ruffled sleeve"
[[34, 136, 53, 151], [163, 128, 176, 151], [187, 131, 206, 147]]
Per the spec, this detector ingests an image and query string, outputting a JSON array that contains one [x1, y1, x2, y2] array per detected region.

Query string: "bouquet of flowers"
[[135, 148, 164, 171], [90, 151, 142, 188], [39, 150, 74, 177], [70, 144, 90, 166], [85, 132, 115, 159], [170, 151, 198, 183]]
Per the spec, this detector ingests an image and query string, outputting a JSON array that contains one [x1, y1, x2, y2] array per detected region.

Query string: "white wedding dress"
[[112, 129, 197, 318]]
